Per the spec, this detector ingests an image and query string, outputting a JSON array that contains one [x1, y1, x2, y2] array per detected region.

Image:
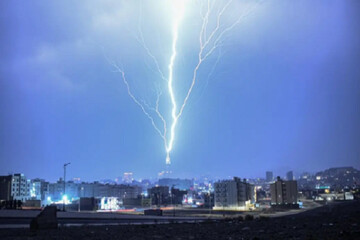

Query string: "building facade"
[[12, 174, 31, 202], [148, 186, 170, 205], [270, 177, 298, 205], [0, 175, 13, 201], [0, 174, 31, 202], [30, 178, 49, 202], [214, 177, 255, 210], [47, 181, 142, 202]]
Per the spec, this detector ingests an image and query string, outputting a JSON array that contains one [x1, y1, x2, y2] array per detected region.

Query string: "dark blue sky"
[[1, 0, 359, 182]]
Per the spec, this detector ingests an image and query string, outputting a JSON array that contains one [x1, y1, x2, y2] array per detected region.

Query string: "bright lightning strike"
[[166, 0, 186, 165], [111, 0, 260, 166]]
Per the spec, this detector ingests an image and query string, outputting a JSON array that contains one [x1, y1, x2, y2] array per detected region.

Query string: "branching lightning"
[[166, 0, 186, 164], [112, 0, 260, 166]]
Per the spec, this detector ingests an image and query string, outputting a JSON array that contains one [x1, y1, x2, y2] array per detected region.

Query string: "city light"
[[62, 195, 70, 205], [100, 197, 120, 211]]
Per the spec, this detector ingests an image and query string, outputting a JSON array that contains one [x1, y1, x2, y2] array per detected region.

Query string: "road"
[[0, 210, 208, 228]]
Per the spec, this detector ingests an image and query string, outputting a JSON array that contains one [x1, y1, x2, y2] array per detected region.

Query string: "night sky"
[[1, 0, 359, 182]]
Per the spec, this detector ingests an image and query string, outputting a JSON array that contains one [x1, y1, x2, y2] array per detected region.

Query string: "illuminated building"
[[100, 197, 120, 210], [48, 179, 78, 202], [123, 172, 133, 184], [10, 174, 31, 202], [213, 177, 255, 211], [314, 167, 360, 189], [345, 192, 354, 200], [0, 174, 32, 202], [48, 179, 66, 201], [30, 180, 41, 199], [30, 178, 49, 203], [270, 177, 298, 205]]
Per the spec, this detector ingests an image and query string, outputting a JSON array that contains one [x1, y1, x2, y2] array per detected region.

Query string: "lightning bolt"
[[165, 0, 186, 165], [166, 0, 259, 164], [111, 0, 260, 166]]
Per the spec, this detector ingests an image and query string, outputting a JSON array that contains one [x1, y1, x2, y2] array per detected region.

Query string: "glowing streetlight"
[[63, 162, 71, 211]]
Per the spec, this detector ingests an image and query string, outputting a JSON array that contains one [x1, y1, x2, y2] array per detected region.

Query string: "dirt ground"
[[0, 200, 359, 240]]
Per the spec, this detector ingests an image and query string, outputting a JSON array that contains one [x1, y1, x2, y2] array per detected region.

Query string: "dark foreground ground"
[[1, 200, 359, 240]]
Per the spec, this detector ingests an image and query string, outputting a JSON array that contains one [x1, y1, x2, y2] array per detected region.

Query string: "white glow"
[[62, 195, 70, 205], [100, 197, 120, 210], [166, 0, 186, 164]]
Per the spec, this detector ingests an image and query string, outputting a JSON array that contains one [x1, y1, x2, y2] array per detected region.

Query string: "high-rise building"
[[30, 178, 49, 202], [266, 171, 273, 182], [213, 177, 255, 210], [270, 177, 298, 205], [171, 188, 187, 205], [48, 179, 79, 201], [78, 183, 95, 198], [286, 171, 294, 181], [148, 186, 170, 205], [48, 179, 65, 201], [11, 174, 31, 202], [0, 174, 31, 202], [0, 175, 13, 201]]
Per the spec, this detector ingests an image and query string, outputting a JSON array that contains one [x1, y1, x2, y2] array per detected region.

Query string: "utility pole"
[[171, 185, 176, 217], [209, 191, 211, 216], [63, 162, 71, 211]]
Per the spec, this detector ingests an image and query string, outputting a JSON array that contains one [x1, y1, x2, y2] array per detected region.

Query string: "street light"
[[63, 162, 71, 211], [171, 184, 176, 217]]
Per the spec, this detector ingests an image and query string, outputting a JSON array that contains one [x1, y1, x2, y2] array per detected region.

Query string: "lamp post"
[[171, 184, 176, 217], [208, 191, 212, 217], [63, 162, 71, 211]]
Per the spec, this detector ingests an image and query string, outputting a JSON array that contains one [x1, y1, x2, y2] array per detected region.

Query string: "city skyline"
[[2, 166, 359, 184], [1, 0, 360, 182]]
